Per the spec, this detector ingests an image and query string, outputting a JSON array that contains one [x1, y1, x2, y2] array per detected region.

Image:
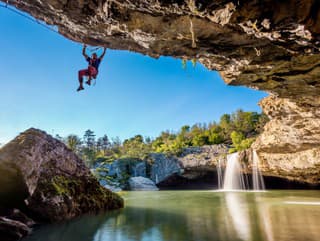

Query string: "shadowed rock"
[[0, 128, 124, 239], [0, 217, 31, 241]]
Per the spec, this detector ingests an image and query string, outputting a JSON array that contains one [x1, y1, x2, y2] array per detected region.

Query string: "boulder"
[[128, 177, 159, 191], [104, 184, 122, 193], [6, 209, 35, 228], [0, 128, 124, 223], [0, 217, 31, 241]]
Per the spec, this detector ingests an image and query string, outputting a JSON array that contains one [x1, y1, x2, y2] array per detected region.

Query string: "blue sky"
[[0, 6, 267, 144]]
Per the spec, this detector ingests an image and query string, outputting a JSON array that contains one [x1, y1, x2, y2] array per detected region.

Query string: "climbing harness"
[[85, 76, 97, 86], [2, 1, 105, 91]]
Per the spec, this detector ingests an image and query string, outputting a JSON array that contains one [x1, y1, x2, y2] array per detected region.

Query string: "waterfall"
[[252, 150, 266, 190], [223, 153, 246, 190], [217, 159, 224, 189]]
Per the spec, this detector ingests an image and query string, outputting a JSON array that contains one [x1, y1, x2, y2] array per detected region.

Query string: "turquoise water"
[[24, 191, 320, 241]]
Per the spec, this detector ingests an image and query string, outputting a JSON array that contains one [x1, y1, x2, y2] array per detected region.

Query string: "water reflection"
[[24, 191, 320, 241], [225, 193, 251, 241]]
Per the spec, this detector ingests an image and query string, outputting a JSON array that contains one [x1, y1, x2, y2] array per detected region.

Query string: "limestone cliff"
[[150, 145, 228, 188], [253, 97, 320, 184], [3, 0, 320, 183]]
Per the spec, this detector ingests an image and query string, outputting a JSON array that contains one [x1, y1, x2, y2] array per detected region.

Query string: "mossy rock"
[[27, 173, 124, 222]]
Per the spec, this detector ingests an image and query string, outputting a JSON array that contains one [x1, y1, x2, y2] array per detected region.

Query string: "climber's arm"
[[82, 44, 89, 59], [99, 47, 107, 60]]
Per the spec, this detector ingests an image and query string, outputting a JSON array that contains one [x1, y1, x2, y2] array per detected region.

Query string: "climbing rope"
[[1, 1, 108, 52], [0, 2, 106, 52], [0, 1, 60, 36], [2, 0, 104, 88]]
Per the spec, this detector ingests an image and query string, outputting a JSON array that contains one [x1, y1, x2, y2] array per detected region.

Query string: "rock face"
[[128, 177, 159, 191], [178, 145, 229, 179], [150, 153, 181, 184], [3, 0, 320, 183], [150, 145, 228, 185], [132, 162, 147, 177], [6, 0, 320, 89], [0, 128, 124, 226], [253, 97, 320, 184], [93, 145, 228, 189], [93, 158, 147, 190]]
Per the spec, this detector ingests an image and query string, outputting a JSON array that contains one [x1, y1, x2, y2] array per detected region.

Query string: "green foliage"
[[230, 131, 255, 152], [192, 133, 209, 146], [239, 138, 255, 150], [83, 129, 95, 148], [181, 59, 197, 69], [82, 148, 96, 167], [60, 109, 268, 167], [66, 135, 82, 153], [230, 131, 245, 147], [182, 59, 187, 69], [191, 58, 197, 68], [97, 135, 110, 155], [208, 132, 223, 144], [122, 135, 151, 159]]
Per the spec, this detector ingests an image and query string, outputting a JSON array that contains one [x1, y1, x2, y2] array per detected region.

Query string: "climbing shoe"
[[77, 86, 84, 92]]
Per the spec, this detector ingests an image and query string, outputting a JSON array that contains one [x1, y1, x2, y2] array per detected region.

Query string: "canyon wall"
[[2, 0, 320, 183]]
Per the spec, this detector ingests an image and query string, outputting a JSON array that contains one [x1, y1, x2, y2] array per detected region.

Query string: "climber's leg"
[[77, 69, 88, 91]]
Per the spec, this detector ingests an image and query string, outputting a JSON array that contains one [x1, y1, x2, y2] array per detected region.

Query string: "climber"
[[77, 45, 107, 92]]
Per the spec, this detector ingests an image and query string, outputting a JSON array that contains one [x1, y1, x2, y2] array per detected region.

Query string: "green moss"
[[48, 175, 80, 196], [31, 173, 124, 222], [39, 173, 124, 207]]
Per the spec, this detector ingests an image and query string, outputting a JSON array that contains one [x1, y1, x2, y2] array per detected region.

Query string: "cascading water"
[[217, 159, 224, 189], [223, 152, 246, 190], [221, 151, 266, 191], [252, 150, 266, 190]]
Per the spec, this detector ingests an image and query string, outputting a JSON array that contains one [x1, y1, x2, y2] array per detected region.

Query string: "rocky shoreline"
[[94, 144, 320, 191], [1, 128, 319, 240]]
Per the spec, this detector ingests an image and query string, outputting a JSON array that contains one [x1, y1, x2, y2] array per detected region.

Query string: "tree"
[[122, 135, 151, 159], [230, 131, 245, 148], [66, 135, 82, 153], [207, 123, 223, 144], [181, 125, 190, 133], [111, 136, 122, 147], [83, 129, 96, 149], [145, 136, 152, 144], [82, 148, 96, 167], [97, 134, 110, 154], [192, 133, 209, 146], [219, 114, 232, 141], [208, 132, 223, 144], [230, 131, 254, 152], [231, 109, 259, 136]]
